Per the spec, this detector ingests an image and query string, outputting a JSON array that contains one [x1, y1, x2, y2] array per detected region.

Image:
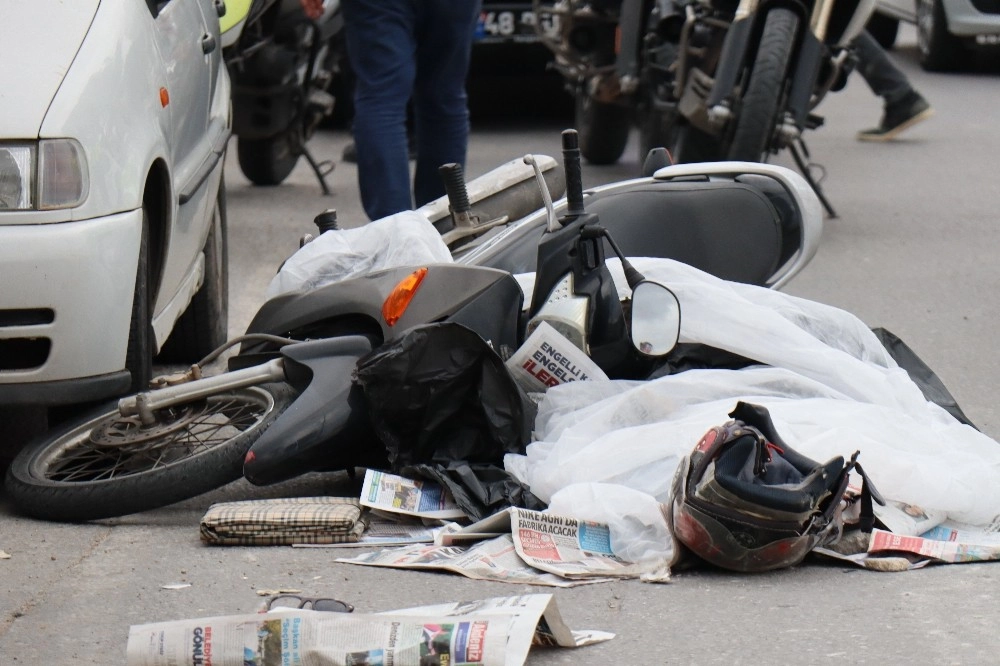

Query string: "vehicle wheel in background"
[[666, 122, 724, 164], [917, 0, 970, 71], [866, 12, 900, 49], [158, 181, 230, 363], [725, 8, 798, 162], [576, 95, 631, 165], [237, 135, 300, 186], [126, 210, 154, 394], [638, 105, 675, 165], [4, 385, 294, 522]]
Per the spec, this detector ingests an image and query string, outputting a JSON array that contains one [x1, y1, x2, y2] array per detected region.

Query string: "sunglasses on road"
[[266, 595, 355, 613]]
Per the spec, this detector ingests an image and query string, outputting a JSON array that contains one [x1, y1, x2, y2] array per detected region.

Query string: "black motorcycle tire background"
[[4, 384, 295, 522], [237, 135, 301, 186], [666, 122, 725, 164], [725, 8, 799, 162], [575, 95, 631, 165]]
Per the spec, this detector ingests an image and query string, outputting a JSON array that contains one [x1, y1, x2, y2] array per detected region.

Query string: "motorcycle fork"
[[119, 359, 286, 425]]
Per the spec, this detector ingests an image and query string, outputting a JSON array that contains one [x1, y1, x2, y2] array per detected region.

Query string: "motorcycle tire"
[[4, 384, 295, 522], [725, 8, 798, 162], [158, 180, 229, 363], [667, 123, 724, 165], [575, 95, 631, 166], [637, 106, 674, 165], [237, 135, 300, 186]]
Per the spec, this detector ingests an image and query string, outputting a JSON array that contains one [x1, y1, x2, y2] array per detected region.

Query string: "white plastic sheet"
[[266, 210, 452, 298], [507, 258, 1000, 547]]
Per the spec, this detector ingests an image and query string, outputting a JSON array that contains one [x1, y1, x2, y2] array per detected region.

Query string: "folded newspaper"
[[815, 499, 1000, 570], [337, 507, 668, 586], [361, 469, 467, 522], [505, 321, 608, 394], [125, 593, 614, 666]]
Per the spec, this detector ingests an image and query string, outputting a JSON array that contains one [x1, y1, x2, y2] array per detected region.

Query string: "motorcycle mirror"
[[630, 281, 681, 357]]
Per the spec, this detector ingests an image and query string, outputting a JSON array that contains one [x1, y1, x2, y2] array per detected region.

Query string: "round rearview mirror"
[[630, 281, 681, 357]]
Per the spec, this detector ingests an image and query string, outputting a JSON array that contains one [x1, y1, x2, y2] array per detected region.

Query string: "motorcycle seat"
[[480, 179, 789, 287]]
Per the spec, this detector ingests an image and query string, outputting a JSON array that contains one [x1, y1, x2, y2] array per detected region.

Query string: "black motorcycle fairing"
[[529, 211, 632, 376], [237, 264, 521, 359], [243, 335, 384, 485]]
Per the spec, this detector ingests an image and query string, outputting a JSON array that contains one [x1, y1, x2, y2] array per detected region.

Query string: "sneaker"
[[857, 92, 934, 142]]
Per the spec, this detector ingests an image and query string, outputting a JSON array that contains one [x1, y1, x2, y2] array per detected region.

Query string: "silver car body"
[[876, 0, 1000, 37], [0, 0, 231, 403]]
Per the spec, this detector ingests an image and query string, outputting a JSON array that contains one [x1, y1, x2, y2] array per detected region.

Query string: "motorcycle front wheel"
[[725, 7, 798, 162], [237, 135, 300, 186], [4, 385, 295, 522]]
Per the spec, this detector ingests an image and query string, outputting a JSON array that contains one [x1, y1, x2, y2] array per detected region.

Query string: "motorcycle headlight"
[[0, 139, 89, 211]]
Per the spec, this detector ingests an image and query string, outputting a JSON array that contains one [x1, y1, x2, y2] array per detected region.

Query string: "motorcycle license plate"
[[475, 7, 559, 44]]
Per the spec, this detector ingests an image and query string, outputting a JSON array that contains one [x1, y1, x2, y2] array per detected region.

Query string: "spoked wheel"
[[5, 385, 294, 522]]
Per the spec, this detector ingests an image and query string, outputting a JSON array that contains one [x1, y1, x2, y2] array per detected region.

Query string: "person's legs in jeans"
[[853, 30, 912, 105], [411, 0, 482, 208], [853, 30, 933, 140], [342, 0, 415, 219]]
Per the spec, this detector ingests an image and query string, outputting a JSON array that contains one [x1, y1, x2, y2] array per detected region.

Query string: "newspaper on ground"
[[126, 593, 613, 666], [361, 469, 467, 522], [337, 535, 614, 588], [294, 518, 443, 548], [872, 498, 948, 537], [438, 507, 664, 580], [868, 519, 1000, 563], [505, 321, 608, 394], [814, 503, 1000, 570]]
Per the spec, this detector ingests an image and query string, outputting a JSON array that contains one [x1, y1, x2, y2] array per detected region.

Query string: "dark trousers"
[[853, 30, 913, 107], [343, 0, 482, 220]]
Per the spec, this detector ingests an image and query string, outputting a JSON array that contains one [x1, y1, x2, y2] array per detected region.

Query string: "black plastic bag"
[[355, 322, 537, 470], [403, 462, 546, 523]]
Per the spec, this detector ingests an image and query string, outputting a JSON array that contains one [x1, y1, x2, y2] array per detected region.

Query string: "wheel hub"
[[88, 404, 202, 448]]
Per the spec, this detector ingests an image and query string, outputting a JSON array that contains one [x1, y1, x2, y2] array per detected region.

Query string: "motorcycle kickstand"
[[301, 143, 335, 195], [788, 141, 837, 219]]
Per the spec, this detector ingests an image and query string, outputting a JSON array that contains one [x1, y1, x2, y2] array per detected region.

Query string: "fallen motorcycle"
[[3, 130, 823, 522], [222, 0, 345, 192]]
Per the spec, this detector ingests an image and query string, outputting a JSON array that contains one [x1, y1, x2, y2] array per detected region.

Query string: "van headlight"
[[0, 139, 89, 211]]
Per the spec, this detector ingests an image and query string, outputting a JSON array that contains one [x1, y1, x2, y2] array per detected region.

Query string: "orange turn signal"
[[382, 267, 428, 326], [159, 87, 170, 107]]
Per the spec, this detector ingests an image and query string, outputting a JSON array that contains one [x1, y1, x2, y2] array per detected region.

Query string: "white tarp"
[[506, 257, 1000, 562]]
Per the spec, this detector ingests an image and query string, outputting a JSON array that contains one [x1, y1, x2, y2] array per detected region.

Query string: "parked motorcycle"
[[222, 0, 344, 193], [3, 131, 823, 522], [535, 0, 874, 212]]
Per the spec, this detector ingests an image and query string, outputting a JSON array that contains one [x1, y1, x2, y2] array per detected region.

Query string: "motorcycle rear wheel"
[[576, 95, 631, 166], [725, 8, 798, 162], [4, 385, 295, 522], [237, 135, 300, 186]]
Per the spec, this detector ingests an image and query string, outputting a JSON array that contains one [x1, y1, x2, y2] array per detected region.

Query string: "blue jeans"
[[342, 0, 482, 220], [853, 30, 913, 107]]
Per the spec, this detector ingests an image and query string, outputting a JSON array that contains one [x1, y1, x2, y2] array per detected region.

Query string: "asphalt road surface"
[[3, 28, 1000, 664]]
